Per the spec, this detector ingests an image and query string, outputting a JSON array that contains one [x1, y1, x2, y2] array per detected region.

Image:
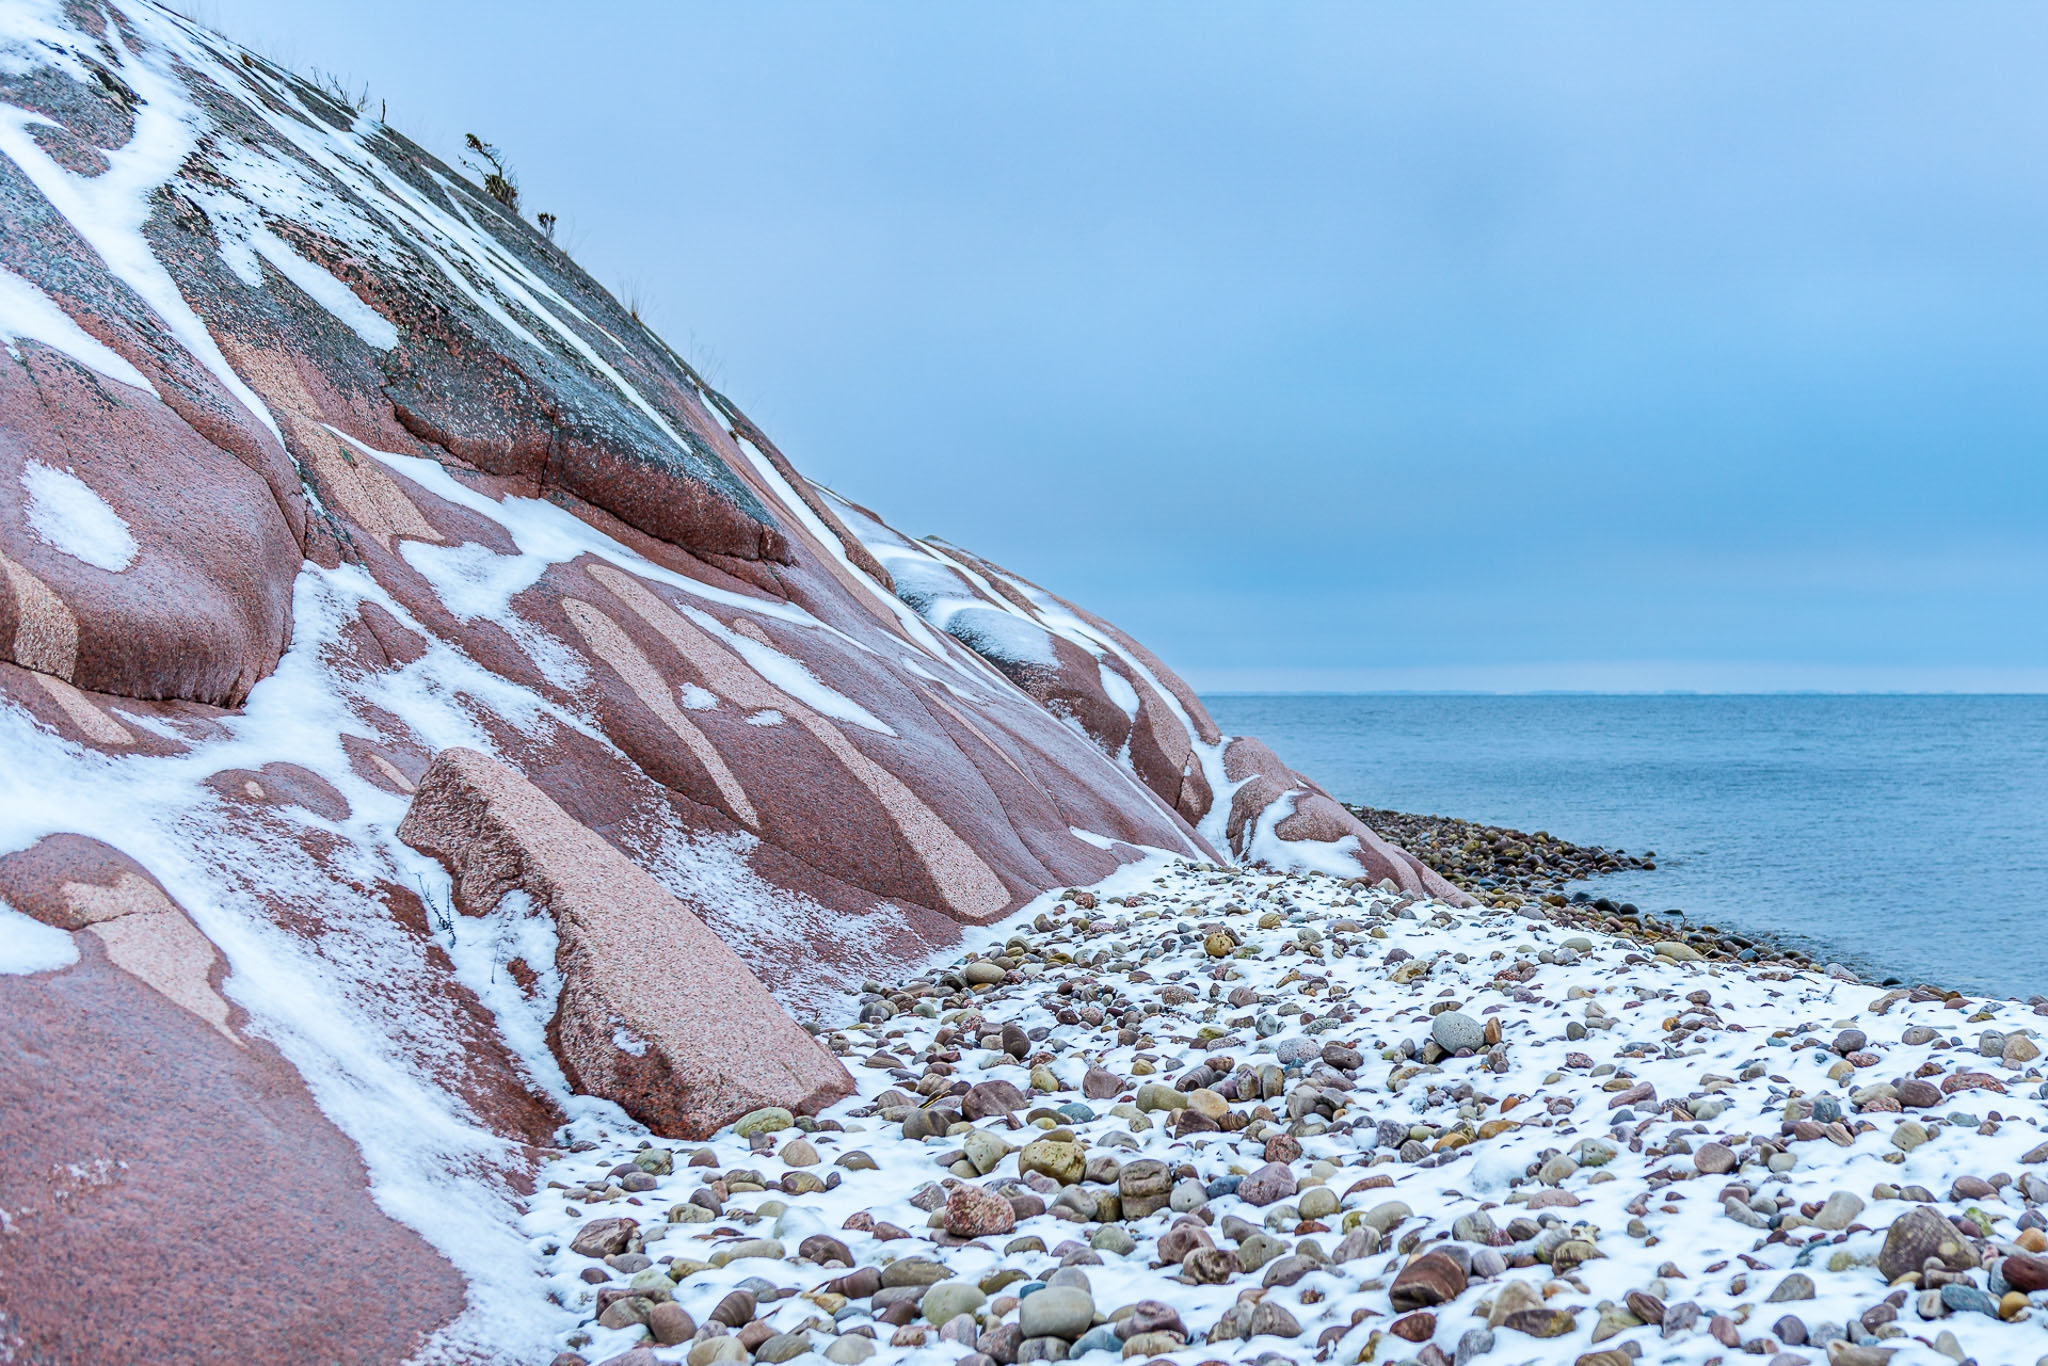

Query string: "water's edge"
[[1204, 694, 2048, 1000]]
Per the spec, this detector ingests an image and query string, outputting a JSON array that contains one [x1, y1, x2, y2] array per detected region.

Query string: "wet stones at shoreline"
[[529, 857, 2048, 1366], [1341, 806, 1894, 980], [1344, 806, 1655, 897]]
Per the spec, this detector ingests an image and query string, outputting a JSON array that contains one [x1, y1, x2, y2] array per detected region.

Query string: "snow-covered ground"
[[522, 857, 2048, 1366]]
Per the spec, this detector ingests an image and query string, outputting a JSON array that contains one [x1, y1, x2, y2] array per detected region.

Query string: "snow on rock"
[[0, 264, 157, 393], [0, 897, 75, 972], [0, 830, 476, 1365], [396, 745, 854, 1138], [20, 460, 137, 571], [0, 2, 1467, 1362], [826, 488, 1464, 898]]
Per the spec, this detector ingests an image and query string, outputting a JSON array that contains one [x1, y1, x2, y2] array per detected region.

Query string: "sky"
[[189, 1, 2048, 692]]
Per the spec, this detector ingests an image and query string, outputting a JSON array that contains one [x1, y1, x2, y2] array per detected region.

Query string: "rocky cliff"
[[0, 3, 1457, 1361]]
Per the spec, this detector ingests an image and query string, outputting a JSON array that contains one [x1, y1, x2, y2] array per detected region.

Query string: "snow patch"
[[1098, 661, 1141, 719], [399, 540, 548, 622], [20, 462, 138, 572], [631, 811, 918, 1023], [0, 266, 157, 394], [0, 900, 76, 975], [1244, 788, 1364, 878], [674, 601, 895, 737], [183, 138, 400, 351], [677, 683, 718, 711], [439, 889, 582, 1102], [941, 604, 1059, 669], [0, 557, 616, 1363]]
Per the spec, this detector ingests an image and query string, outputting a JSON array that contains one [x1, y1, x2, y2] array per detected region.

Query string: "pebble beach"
[[526, 855, 2048, 1366]]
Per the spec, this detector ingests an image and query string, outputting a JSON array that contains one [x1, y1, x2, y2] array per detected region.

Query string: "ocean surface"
[[1201, 694, 2048, 1002]]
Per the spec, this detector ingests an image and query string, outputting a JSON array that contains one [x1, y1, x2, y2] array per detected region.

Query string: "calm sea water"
[[1202, 694, 2048, 1001]]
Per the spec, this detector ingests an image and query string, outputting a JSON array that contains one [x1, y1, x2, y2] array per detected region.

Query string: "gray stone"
[[1019, 1285, 1095, 1340], [1236, 1232, 1287, 1273], [1767, 1273, 1815, 1302], [1453, 1327, 1495, 1366], [1360, 1200, 1412, 1234], [1245, 1298, 1301, 1338], [1069, 1324, 1122, 1357], [1431, 1011, 1485, 1054], [1089, 1225, 1135, 1256], [1938, 1283, 2000, 1318], [1815, 1191, 1865, 1231], [921, 1281, 987, 1324]]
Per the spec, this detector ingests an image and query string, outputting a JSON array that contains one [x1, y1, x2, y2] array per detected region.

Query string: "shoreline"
[[529, 854, 2048, 1366], [1344, 806, 1658, 899], [1345, 805, 1942, 992]]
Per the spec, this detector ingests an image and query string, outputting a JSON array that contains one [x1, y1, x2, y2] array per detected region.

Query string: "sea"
[[1201, 694, 2048, 1003]]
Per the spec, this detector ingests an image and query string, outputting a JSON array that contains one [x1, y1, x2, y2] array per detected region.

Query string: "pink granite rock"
[[396, 746, 855, 1137], [1239, 1161, 1299, 1206], [945, 1183, 1019, 1238], [0, 839, 465, 1366]]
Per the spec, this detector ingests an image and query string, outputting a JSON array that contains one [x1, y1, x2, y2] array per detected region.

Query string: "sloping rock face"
[[827, 498, 1463, 897], [398, 746, 854, 1137], [0, 3, 1459, 1360], [0, 836, 470, 1366]]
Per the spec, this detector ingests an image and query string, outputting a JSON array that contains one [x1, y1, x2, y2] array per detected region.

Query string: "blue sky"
[[195, 1, 2048, 691]]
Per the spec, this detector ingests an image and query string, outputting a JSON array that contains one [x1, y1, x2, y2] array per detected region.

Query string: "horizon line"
[[1196, 688, 2048, 698]]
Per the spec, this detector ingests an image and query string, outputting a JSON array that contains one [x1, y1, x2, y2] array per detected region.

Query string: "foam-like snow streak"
[[0, 265, 157, 394], [0, 2, 286, 445], [1245, 787, 1366, 879], [0, 553, 643, 1363]]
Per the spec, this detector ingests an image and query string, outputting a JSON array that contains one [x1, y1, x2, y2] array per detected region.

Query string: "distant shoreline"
[[1207, 691, 2046, 1003], [1343, 802, 1883, 982]]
